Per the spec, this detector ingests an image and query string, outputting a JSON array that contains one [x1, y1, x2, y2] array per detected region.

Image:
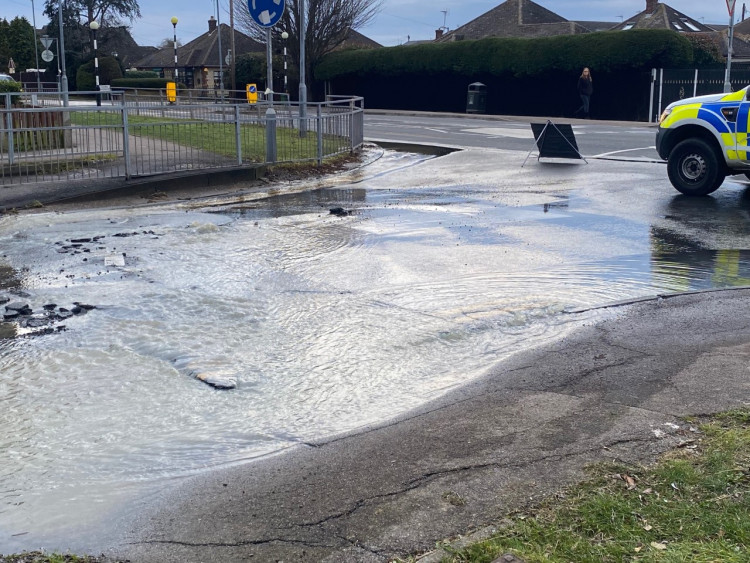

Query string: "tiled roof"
[[134, 23, 263, 69], [439, 0, 588, 42], [340, 28, 382, 50], [611, 3, 713, 32]]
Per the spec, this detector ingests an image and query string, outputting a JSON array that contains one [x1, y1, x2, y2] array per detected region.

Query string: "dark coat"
[[578, 76, 593, 96]]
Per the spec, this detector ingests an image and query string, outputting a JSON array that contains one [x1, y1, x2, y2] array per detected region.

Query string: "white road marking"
[[592, 146, 657, 158], [461, 127, 536, 139]]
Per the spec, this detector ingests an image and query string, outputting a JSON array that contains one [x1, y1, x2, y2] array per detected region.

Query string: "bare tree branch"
[[235, 0, 381, 94]]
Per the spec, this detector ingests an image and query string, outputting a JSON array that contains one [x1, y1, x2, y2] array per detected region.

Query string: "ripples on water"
[[1, 153, 748, 550]]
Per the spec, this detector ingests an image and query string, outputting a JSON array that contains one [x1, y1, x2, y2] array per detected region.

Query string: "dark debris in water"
[[1, 293, 96, 338], [329, 207, 352, 217]]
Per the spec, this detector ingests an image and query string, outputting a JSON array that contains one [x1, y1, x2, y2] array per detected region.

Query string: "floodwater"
[[2, 148, 750, 552]]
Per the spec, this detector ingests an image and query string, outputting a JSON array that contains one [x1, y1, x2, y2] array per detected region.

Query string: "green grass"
[[430, 409, 750, 562], [70, 111, 345, 163]]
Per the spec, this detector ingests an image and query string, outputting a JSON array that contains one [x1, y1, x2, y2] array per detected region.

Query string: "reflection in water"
[[651, 192, 750, 291]]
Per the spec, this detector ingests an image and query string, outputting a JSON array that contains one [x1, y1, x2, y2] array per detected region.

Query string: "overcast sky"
[[5, 0, 740, 48]]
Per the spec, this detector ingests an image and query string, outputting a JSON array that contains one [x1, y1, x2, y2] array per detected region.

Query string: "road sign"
[[41, 50, 54, 63], [40, 36, 53, 49], [247, 0, 285, 27], [728, 0, 736, 15]]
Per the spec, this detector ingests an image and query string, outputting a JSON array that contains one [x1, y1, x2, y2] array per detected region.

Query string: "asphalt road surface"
[[364, 112, 659, 161]]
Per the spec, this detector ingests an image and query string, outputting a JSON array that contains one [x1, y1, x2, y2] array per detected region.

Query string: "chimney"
[[208, 16, 217, 33], [435, 28, 444, 40], [646, 0, 658, 12]]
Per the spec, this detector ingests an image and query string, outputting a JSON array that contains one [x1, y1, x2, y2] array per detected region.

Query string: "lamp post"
[[299, 0, 307, 136], [281, 31, 288, 98], [89, 20, 101, 106], [58, 0, 68, 106], [31, 0, 42, 93], [171, 16, 178, 82], [725, 2, 736, 93]]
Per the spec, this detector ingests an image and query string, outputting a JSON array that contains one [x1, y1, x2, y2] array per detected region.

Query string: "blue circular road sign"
[[247, 0, 285, 27]]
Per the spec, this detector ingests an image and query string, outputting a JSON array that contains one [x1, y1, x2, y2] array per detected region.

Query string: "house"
[[611, 1, 714, 33], [438, 0, 590, 42], [338, 28, 382, 50], [134, 16, 263, 90]]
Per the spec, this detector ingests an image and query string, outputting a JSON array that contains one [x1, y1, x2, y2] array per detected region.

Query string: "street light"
[[281, 31, 288, 98], [171, 16, 178, 82], [299, 0, 307, 136], [89, 20, 101, 106], [31, 0, 42, 93], [58, 0, 68, 105]]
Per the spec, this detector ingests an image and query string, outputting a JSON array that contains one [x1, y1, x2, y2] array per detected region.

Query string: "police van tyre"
[[667, 139, 725, 196]]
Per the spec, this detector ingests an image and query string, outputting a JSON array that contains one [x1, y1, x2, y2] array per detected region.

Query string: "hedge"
[[316, 29, 724, 121], [123, 70, 160, 79], [110, 77, 186, 89], [317, 30, 699, 81]]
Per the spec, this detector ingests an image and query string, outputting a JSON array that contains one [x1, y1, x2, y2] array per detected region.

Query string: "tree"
[[157, 37, 182, 50], [44, 0, 141, 29], [235, 0, 382, 97], [3, 17, 37, 72], [43, 0, 140, 90]]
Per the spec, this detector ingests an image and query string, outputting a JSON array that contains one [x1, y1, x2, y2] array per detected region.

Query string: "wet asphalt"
[[3, 114, 750, 561]]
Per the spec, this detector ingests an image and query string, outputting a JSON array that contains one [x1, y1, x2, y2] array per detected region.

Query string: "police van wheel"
[[667, 139, 724, 196]]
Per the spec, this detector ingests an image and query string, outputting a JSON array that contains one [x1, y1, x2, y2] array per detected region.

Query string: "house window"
[[184, 68, 194, 89], [622, 23, 634, 30]]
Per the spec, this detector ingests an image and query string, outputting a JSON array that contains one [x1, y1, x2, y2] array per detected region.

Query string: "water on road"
[[2, 148, 750, 552]]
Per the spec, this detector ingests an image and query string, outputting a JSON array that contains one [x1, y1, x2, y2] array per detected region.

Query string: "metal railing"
[[649, 67, 750, 123], [0, 90, 364, 186]]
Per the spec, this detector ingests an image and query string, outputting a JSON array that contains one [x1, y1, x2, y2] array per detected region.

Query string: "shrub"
[[123, 70, 159, 79], [0, 80, 22, 93], [110, 77, 185, 89], [76, 56, 123, 91]]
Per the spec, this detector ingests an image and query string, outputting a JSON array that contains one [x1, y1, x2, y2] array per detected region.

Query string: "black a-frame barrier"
[[522, 120, 588, 167]]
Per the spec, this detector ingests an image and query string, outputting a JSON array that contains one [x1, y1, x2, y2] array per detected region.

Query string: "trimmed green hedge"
[[317, 29, 723, 121], [123, 70, 159, 79], [317, 30, 697, 80], [110, 77, 185, 89]]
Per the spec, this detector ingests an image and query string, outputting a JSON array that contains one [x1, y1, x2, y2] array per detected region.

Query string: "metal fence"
[[0, 90, 364, 186], [649, 67, 750, 122]]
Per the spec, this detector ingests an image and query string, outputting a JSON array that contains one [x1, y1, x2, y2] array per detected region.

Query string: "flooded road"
[[2, 147, 750, 552]]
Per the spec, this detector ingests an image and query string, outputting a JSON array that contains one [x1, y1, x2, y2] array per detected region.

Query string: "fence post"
[[122, 105, 132, 179], [265, 106, 277, 164], [649, 69, 656, 123], [5, 109, 14, 166], [235, 105, 242, 165], [693, 69, 699, 98], [316, 104, 323, 165], [657, 69, 664, 123]]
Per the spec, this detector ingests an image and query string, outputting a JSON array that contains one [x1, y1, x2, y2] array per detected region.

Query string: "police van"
[[656, 87, 750, 196]]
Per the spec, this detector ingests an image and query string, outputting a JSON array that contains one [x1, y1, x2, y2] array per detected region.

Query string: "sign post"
[[725, 0, 737, 93], [246, 0, 286, 163]]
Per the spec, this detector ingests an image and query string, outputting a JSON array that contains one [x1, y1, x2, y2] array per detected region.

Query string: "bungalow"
[[134, 16, 263, 91]]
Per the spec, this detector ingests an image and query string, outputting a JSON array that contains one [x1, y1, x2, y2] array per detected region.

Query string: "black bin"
[[466, 82, 487, 114]]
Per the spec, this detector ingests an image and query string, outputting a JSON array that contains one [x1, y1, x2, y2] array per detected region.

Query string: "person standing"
[[576, 67, 593, 119]]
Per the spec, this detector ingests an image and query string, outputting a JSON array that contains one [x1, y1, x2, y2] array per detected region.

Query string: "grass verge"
[[70, 112, 349, 163], [424, 409, 750, 562]]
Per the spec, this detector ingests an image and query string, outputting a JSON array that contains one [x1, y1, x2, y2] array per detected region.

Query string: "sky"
[[4, 0, 741, 48]]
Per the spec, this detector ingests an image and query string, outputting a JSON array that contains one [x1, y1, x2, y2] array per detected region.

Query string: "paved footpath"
[[108, 289, 750, 562]]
